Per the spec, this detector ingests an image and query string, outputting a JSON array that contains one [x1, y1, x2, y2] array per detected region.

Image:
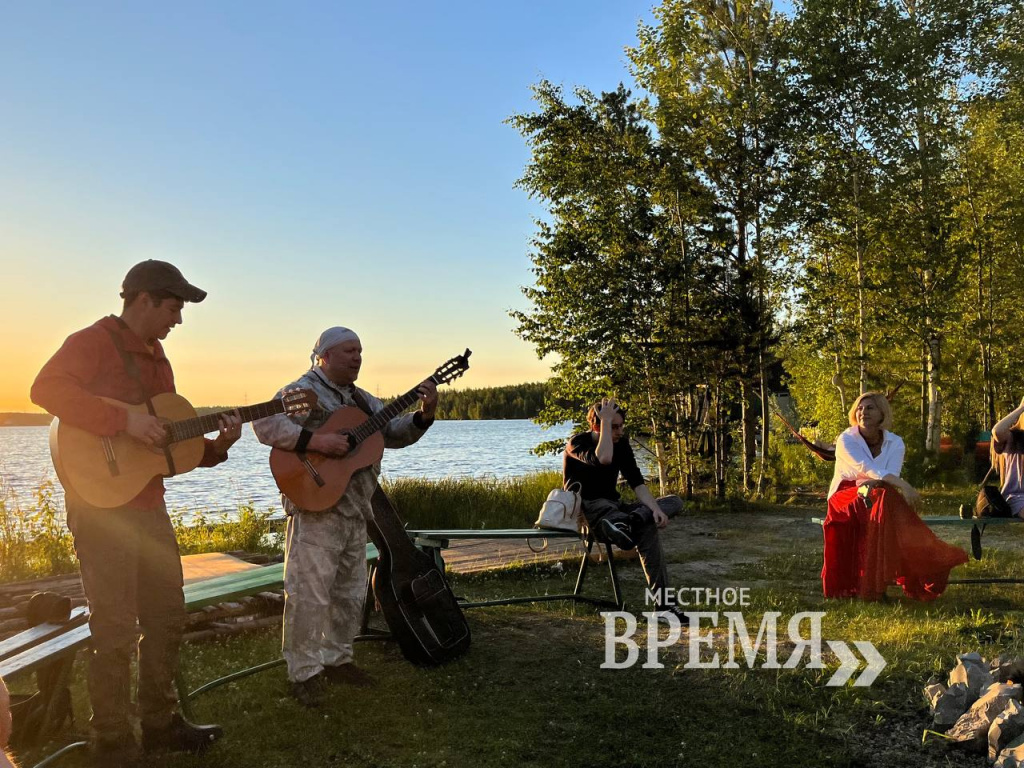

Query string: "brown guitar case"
[[368, 488, 470, 665]]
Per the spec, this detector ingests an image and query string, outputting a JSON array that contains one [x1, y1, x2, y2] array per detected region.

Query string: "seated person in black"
[[563, 398, 684, 618]]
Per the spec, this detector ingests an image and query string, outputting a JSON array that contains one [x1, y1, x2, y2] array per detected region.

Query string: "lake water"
[[0, 420, 573, 518]]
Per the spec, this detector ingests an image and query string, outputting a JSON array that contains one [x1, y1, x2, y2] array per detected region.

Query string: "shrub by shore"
[[0, 473, 565, 583]]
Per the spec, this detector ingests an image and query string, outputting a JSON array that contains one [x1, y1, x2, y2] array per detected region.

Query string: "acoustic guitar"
[[49, 390, 317, 508], [369, 487, 471, 665], [269, 349, 471, 511]]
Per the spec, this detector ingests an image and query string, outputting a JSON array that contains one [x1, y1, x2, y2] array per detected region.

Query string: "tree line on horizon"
[[0, 383, 554, 427], [509, 0, 1022, 498], [199, 382, 552, 421]]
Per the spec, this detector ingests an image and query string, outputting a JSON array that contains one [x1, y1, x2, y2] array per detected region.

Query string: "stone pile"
[[926, 652, 1024, 766]]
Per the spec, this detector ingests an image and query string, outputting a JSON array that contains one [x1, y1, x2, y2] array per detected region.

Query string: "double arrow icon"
[[826, 640, 887, 686]]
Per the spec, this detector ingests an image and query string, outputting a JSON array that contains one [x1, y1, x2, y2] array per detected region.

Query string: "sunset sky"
[[0, 1, 658, 411]]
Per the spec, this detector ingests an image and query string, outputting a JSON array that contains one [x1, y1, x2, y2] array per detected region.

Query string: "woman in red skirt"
[[822, 392, 967, 600]]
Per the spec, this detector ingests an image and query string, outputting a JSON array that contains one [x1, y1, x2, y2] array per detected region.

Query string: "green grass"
[[382, 471, 562, 529], [8, 483, 1024, 766]]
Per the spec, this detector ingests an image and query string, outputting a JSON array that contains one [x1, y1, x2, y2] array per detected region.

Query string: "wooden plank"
[[0, 543, 381, 680], [408, 528, 581, 540], [181, 553, 261, 585], [0, 625, 91, 680], [809, 516, 1021, 527], [182, 564, 286, 611], [0, 607, 89, 663], [922, 516, 1020, 526]]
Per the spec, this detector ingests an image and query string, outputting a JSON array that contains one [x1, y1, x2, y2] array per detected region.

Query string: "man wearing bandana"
[[253, 327, 438, 707]]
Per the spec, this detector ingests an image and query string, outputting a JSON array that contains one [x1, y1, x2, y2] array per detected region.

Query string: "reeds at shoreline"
[[0, 472, 563, 583]]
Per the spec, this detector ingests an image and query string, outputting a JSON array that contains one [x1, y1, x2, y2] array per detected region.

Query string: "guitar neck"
[[166, 399, 285, 443], [348, 378, 437, 446]]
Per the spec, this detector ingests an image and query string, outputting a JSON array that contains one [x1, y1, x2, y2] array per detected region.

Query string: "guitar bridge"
[[299, 454, 326, 488], [101, 437, 120, 477]]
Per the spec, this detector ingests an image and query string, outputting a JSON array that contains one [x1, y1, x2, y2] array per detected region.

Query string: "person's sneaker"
[[323, 663, 375, 688], [289, 673, 325, 708], [92, 732, 141, 766], [142, 713, 223, 753], [599, 519, 636, 550]]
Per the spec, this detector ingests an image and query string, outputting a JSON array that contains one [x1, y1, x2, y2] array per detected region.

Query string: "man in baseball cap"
[[121, 259, 207, 303], [30, 261, 241, 764]]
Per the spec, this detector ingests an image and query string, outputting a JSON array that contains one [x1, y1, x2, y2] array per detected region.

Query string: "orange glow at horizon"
[[0, 331, 553, 413]]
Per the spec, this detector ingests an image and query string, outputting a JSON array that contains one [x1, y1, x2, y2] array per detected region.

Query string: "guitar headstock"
[[432, 349, 472, 387], [281, 388, 318, 414]]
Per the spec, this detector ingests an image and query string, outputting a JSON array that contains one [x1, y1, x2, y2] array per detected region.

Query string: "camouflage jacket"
[[252, 367, 427, 519]]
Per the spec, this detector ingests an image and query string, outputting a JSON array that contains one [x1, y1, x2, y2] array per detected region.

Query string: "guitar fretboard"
[[166, 400, 286, 443], [348, 378, 439, 445]]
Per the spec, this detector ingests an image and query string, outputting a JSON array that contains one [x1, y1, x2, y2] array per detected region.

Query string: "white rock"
[[995, 733, 1024, 767], [948, 684, 1022, 753], [990, 699, 1024, 762], [951, 654, 995, 699], [925, 682, 947, 711], [934, 683, 973, 730]]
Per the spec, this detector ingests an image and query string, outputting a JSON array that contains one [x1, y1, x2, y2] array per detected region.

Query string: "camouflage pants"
[[283, 510, 368, 683]]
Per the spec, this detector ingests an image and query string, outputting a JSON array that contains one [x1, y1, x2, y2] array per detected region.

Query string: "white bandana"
[[311, 326, 360, 366]]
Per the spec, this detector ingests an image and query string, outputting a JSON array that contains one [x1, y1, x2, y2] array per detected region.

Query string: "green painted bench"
[[407, 528, 624, 610], [4, 543, 379, 766]]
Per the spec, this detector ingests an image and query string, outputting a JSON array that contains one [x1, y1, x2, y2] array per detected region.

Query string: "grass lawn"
[[12, 488, 1024, 768]]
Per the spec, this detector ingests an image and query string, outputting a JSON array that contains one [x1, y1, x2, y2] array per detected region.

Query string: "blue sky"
[[0, 1, 667, 408]]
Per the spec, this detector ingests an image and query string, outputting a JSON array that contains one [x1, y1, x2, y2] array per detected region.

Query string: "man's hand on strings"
[[212, 411, 243, 456], [125, 411, 167, 448]]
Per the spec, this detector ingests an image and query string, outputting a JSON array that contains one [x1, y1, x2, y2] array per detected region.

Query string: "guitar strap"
[[347, 386, 375, 418], [105, 318, 178, 477]]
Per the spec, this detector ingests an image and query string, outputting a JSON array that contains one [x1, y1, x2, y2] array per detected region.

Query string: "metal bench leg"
[[604, 542, 623, 609], [568, 534, 622, 610], [573, 535, 595, 597]]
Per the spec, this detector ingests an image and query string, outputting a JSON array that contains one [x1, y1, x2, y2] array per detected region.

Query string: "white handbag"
[[534, 483, 583, 532]]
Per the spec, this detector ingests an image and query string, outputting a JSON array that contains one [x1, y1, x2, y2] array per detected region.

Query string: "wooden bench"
[[809, 515, 1024, 584], [2, 544, 379, 761], [407, 528, 624, 610]]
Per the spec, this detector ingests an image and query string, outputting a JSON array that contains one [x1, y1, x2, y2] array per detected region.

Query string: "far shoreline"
[[0, 413, 53, 427]]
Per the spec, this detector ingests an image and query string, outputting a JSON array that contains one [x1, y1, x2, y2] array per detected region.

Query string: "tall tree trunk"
[[920, 343, 929, 453], [741, 380, 757, 492], [986, 247, 997, 428], [853, 167, 868, 394], [926, 332, 942, 454], [756, 350, 770, 497], [714, 382, 726, 499], [977, 240, 995, 430]]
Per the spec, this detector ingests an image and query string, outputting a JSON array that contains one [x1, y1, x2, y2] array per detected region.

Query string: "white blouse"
[[827, 426, 906, 499]]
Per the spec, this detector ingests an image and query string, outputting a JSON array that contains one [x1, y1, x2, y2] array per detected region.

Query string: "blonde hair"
[[848, 391, 893, 431]]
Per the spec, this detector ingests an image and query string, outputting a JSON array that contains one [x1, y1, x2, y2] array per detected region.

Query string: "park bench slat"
[[0, 544, 382, 681], [180, 563, 286, 610], [809, 516, 1021, 527], [0, 625, 91, 680], [405, 528, 619, 610], [0, 607, 89, 664], [408, 528, 581, 540]]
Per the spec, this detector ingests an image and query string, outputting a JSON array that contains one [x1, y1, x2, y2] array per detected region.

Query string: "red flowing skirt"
[[821, 481, 968, 601]]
